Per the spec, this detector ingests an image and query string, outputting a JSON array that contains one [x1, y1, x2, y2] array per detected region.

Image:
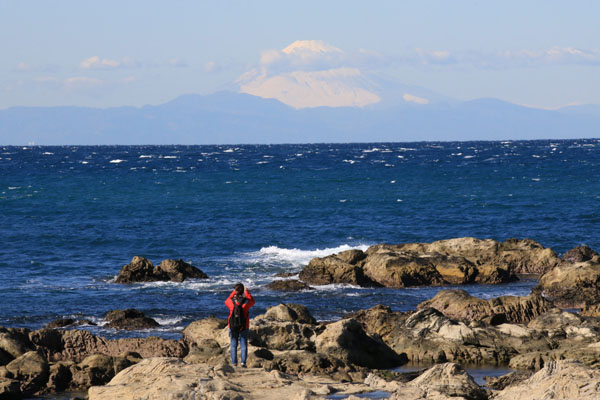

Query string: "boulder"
[[6, 351, 49, 395], [182, 317, 228, 348], [44, 318, 96, 329], [299, 253, 377, 286], [261, 304, 317, 325], [418, 289, 554, 324], [250, 319, 319, 352], [0, 329, 31, 362], [115, 256, 208, 283], [45, 361, 73, 393], [484, 370, 533, 390], [154, 259, 208, 282], [104, 309, 160, 330], [494, 360, 600, 400], [535, 260, 600, 307], [314, 319, 405, 369], [70, 354, 134, 388], [362, 251, 446, 287], [408, 363, 486, 400], [266, 279, 312, 291]]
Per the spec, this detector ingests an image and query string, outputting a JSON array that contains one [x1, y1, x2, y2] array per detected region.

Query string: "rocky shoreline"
[[2, 237, 600, 399]]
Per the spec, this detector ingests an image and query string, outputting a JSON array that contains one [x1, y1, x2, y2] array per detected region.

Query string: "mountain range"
[[1, 40, 599, 145]]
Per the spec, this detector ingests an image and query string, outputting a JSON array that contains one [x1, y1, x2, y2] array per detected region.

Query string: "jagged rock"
[[314, 319, 405, 369], [88, 357, 376, 400], [484, 370, 533, 390], [409, 363, 486, 400], [418, 289, 554, 324], [0, 328, 32, 362], [561, 245, 600, 264], [154, 259, 209, 282], [266, 279, 312, 291], [299, 238, 556, 288], [70, 354, 134, 389], [581, 303, 600, 317], [0, 377, 21, 399], [299, 253, 378, 286], [536, 260, 600, 308], [5, 351, 49, 395], [251, 319, 319, 352], [494, 360, 600, 400], [183, 339, 224, 364], [104, 309, 159, 330], [115, 256, 208, 283], [44, 361, 73, 393]]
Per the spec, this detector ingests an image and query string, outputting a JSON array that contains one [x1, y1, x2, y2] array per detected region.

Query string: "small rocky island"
[[2, 237, 600, 399]]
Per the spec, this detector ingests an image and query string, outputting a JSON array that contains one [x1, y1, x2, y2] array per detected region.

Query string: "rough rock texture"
[[560, 245, 600, 264], [484, 370, 533, 390], [536, 259, 600, 308], [407, 363, 487, 400], [29, 329, 188, 363], [183, 317, 228, 349], [44, 318, 96, 329], [266, 279, 312, 291], [261, 303, 317, 325], [300, 238, 558, 288], [418, 289, 554, 324], [493, 360, 600, 400], [104, 309, 160, 330], [314, 319, 405, 369], [5, 351, 49, 395], [115, 256, 208, 283], [88, 357, 375, 400]]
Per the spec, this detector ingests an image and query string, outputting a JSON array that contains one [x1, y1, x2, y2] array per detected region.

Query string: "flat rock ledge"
[[298, 237, 561, 288], [115, 256, 209, 283]]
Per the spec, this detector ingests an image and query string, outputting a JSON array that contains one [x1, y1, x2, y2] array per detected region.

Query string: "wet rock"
[[299, 253, 378, 286], [418, 289, 554, 324], [104, 309, 159, 330], [44, 319, 97, 329], [299, 237, 555, 288], [315, 319, 405, 369], [536, 260, 600, 308], [494, 360, 600, 400], [154, 259, 208, 282], [266, 279, 312, 291], [115, 256, 208, 283], [560, 245, 600, 264], [6, 351, 49, 395]]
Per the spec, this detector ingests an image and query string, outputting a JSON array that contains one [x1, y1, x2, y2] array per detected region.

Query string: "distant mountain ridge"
[[1, 91, 599, 145]]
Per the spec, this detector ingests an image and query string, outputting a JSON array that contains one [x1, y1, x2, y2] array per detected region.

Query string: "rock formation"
[[115, 256, 208, 283], [299, 238, 560, 288], [266, 279, 313, 291], [104, 309, 160, 330]]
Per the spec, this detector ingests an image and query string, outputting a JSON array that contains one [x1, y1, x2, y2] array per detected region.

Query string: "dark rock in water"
[[104, 309, 159, 330], [115, 256, 208, 283], [154, 259, 208, 282], [274, 272, 298, 278], [45, 319, 76, 329], [266, 279, 312, 292], [561, 245, 600, 264], [45, 319, 97, 329], [485, 370, 533, 390]]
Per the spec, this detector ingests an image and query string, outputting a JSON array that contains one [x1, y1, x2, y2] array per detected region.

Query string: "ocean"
[[1, 140, 599, 340]]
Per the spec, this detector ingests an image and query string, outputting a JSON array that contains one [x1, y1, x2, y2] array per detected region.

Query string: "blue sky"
[[1, 0, 599, 109]]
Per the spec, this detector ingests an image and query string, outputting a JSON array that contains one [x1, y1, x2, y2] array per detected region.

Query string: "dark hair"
[[234, 283, 244, 295]]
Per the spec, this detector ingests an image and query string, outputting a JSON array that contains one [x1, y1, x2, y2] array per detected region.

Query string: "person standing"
[[225, 283, 255, 367]]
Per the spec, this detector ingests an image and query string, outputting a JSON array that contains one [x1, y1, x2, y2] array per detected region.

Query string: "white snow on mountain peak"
[[237, 40, 445, 109], [282, 40, 343, 55]]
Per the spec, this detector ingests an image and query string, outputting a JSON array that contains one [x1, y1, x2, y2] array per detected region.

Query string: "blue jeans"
[[229, 329, 248, 365]]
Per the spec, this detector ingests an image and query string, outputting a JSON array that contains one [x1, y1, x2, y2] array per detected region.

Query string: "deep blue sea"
[[1, 140, 599, 339]]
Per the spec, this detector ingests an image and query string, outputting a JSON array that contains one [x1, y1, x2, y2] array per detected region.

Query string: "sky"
[[1, 0, 599, 110]]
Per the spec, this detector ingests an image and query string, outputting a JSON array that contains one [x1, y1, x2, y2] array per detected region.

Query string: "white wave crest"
[[242, 244, 370, 268], [109, 159, 125, 164]]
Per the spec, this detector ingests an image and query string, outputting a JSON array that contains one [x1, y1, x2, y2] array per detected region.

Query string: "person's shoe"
[[233, 363, 238, 367], [241, 363, 247, 368]]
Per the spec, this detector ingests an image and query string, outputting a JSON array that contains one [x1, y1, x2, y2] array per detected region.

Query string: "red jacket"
[[225, 289, 255, 329]]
